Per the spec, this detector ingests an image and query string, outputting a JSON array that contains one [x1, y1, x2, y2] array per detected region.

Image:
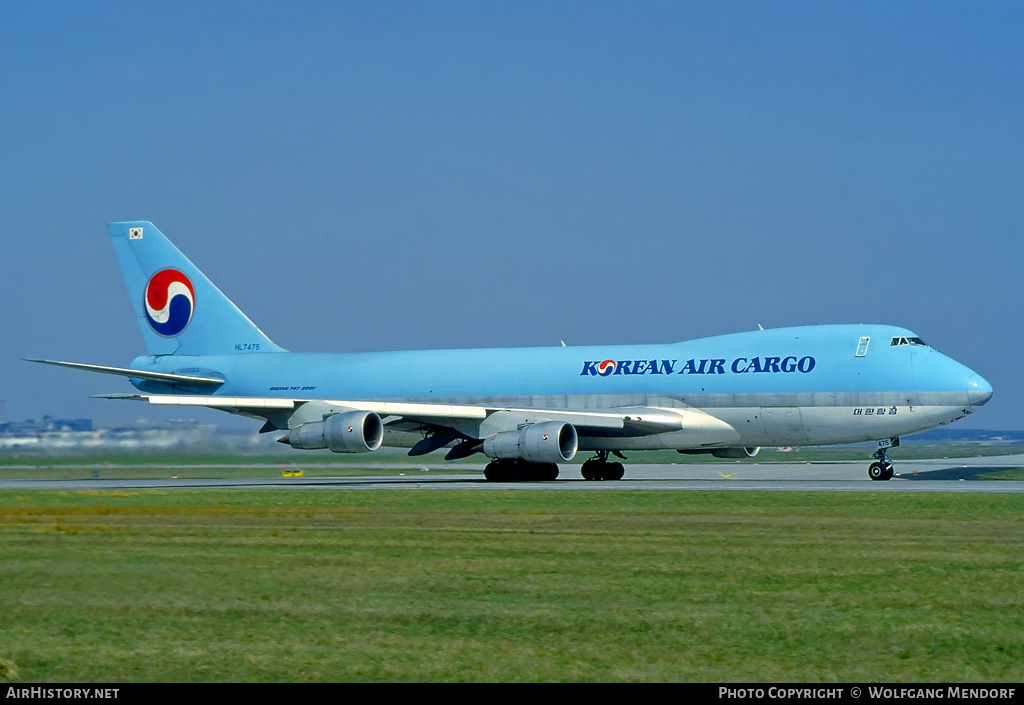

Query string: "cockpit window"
[[890, 337, 927, 347]]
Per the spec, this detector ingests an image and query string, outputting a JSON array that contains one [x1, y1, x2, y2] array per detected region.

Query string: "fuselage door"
[[760, 407, 810, 444], [855, 336, 870, 357]]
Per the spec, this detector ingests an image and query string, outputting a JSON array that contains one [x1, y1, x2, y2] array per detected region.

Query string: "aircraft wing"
[[94, 393, 740, 449]]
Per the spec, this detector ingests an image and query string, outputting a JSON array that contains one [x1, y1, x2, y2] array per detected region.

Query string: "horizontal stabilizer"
[[27, 359, 225, 386]]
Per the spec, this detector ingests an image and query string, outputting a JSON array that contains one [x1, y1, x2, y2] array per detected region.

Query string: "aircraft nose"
[[967, 373, 993, 409]]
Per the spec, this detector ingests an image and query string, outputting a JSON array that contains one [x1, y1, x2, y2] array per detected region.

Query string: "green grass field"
[[1, 489, 1022, 682]]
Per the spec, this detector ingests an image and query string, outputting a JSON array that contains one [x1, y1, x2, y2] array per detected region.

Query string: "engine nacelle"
[[482, 421, 578, 463], [289, 410, 384, 453], [710, 446, 760, 459]]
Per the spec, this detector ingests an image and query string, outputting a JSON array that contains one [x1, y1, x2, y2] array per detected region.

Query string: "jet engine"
[[288, 410, 384, 453], [482, 421, 578, 463]]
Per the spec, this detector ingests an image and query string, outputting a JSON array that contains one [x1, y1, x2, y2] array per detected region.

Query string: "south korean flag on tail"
[[129, 227, 144, 240]]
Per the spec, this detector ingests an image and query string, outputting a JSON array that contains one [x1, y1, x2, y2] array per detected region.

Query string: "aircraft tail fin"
[[108, 221, 285, 356]]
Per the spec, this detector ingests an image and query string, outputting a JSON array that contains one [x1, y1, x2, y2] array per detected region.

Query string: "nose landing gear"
[[868, 440, 897, 481]]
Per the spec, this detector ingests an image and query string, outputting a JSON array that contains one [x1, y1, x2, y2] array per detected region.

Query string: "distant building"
[[0, 415, 277, 453], [0, 416, 92, 435]]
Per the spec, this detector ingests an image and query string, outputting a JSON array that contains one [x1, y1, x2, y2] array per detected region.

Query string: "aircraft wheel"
[[881, 464, 894, 481], [579, 459, 625, 480], [485, 460, 520, 482], [484, 461, 504, 482], [486, 460, 559, 481], [607, 462, 625, 481], [536, 463, 559, 481], [868, 461, 889, 481]]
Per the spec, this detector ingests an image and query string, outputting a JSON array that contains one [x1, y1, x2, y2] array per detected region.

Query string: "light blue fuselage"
[[129, 323, 990, 449]]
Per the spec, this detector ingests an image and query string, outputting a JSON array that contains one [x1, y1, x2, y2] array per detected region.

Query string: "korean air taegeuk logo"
[[144, 269, 195, 337]]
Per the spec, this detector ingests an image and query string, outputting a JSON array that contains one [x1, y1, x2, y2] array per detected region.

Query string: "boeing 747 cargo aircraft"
[[32, 221, 993, 481]]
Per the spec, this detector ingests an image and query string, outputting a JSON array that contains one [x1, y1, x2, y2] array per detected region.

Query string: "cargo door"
[[759, 407, 810, 444]]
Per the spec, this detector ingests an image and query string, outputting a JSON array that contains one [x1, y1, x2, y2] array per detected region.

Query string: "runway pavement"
[[2, 454, 1023, 492]]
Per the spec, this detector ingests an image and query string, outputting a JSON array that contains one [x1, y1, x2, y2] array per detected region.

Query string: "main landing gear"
[[580, 451, 626, 481], [481, 451, 629, 482], [868, 441, 896, 481], [483, 458, 559, 482]]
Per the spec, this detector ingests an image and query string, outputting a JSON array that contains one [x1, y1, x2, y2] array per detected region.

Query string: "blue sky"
[[1, 1, 1020, 430]]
